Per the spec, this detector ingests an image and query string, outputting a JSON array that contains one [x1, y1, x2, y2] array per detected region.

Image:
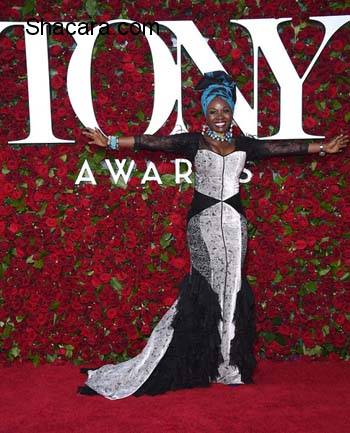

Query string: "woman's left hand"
[[324, 134, 349, 153]]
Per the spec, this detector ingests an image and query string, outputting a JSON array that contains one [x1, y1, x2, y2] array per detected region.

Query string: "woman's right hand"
[[82, 127, 108, 147]]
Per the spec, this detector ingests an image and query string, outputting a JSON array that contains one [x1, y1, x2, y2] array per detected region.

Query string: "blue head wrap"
[[196, 71, 237, 116]]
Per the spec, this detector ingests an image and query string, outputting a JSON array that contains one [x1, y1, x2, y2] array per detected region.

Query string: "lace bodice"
[[134, 132, 310, 162]]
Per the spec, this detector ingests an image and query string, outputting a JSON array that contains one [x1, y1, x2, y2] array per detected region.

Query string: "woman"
[[77, 71, 348, 400]]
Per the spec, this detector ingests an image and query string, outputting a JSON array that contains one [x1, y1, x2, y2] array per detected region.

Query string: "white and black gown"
[[79, 133, 309, 400]]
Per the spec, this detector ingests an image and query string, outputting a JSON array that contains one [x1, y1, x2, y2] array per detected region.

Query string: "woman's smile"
[[206, 97, 233, 134]]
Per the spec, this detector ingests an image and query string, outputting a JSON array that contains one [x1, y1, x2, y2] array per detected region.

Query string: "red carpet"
[[0, 359, 348, 433]]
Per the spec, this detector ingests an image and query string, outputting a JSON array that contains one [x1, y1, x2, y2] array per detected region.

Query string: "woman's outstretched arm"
[[82, 128, 137, 150], [236, 134, 349, 160], [82, 128, 200, 157]]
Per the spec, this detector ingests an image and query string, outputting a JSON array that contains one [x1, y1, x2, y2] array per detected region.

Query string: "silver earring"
[[229, 123, 233, 134]]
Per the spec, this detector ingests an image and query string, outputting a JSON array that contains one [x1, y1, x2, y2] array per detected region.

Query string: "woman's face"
[[205, 97, 233, 134]]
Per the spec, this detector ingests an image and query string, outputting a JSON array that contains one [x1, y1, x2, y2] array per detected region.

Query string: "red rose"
[[304, 116, 317, 129], [163, 296, 175, 306], [231, 48, 242, 60], [169, 257, 186, 269], [45, 217, 57, 228], [295, 240, 307, 250], [341, 206, 350, 221], [8, 223, 20, 233], [330, 40, 344, 51], [51, 74, 65, 90], [91, 276, 102, 288], [106, 308, 118, 319]]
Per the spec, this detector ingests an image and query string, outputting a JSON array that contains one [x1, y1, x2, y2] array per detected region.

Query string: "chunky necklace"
[[204, 128, 233, 143]]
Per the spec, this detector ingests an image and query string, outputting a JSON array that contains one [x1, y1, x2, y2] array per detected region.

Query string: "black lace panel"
[[135, 132, 310, 162], [134, 132, 201, 162], [187, 190, 246, 222], [235, 135, 310, 161]]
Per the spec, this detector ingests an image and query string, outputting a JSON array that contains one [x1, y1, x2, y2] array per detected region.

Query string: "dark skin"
[[203, 96, 235, 156], [82, 96, 349, 155]]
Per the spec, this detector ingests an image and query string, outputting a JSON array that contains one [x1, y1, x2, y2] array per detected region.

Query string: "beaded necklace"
[[204, 128, 233, 143]]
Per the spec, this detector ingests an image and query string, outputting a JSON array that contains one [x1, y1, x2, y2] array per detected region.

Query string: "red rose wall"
[[0, 0, 349, 366]]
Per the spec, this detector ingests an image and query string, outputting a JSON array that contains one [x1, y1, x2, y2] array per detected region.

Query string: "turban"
[[195, 71, 237, 115]]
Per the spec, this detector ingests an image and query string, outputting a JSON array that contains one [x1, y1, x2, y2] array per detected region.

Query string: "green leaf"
[[85, 0, 97, 17], [331, 100, 342, 110], [33, 258, 44, 269], [329, 1, 350, 9], [320, 201, 333, 212], [136, 110, 145, 121], [37, 202, 48, 217], [318, 267, 331, 276], [272, 316, 282, 325], [273, 174, 285, 186], [330, 259, 341, 269], [29, 353, 41, 367], [65, 344, 74, 358], [315, 100, 326, 110], [46, 353, 57, 363], [92, 151, 106, 165], [303, 344, 322, 356], [110, 277, 123, 294], [2, 322, 15, 338], [160, 252, 168, 262], [316, 82, 329, 93], [247, 275, 256, 285], [26, 255, 34, 264], [299, 281, 317, 296], [8, 197, 26, 213], [339, 272, 350, 281], [322, 325, 330, 336], [261, 331, 276, 343], [21, 0, 35, 17], [8, 346, 20, 359], [91, 215, 102, 225], [2, 165, 10, 174], [50, 300, 60, 311], [147, 263, 155, 272], [160, 174, 176, 186], [160, 232, 172, 248], [183, 77, 194, 88], [283, 224, 293, 235], [275, 334, 286, 345], [272, 270, 283, 284]]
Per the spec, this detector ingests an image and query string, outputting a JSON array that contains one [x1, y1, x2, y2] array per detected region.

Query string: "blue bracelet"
[[107, 135, 119, 150], [110, 136, 117, 150]]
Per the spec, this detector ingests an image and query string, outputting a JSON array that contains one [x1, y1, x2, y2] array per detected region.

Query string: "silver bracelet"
[[319, 143, 326, 157]]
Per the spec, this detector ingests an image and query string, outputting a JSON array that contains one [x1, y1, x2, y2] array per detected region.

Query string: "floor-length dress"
[[82, 133, 309, 400]]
